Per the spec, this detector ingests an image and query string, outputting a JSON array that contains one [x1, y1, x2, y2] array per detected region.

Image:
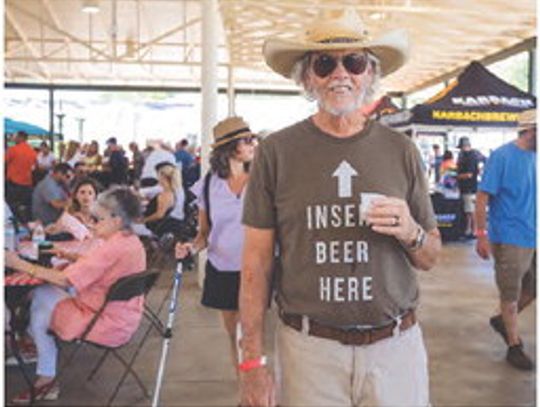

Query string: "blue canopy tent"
[[4, 118, 49, 136]]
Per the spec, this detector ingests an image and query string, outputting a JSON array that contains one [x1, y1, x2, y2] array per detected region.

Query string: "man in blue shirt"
[[32, 163, 73, 225], [174, 139, 196, 186], [475, 109, 536, 371], [175, 139, 194, 171]]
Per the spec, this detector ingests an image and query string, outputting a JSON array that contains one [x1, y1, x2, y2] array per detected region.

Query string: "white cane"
[[152, 260, 184, 407]]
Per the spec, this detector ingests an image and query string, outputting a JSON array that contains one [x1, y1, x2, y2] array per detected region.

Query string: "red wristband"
[[239, 356, 267, 372], [475, 229, 487, 237]]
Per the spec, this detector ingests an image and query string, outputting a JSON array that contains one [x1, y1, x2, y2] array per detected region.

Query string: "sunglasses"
[[240, 136, 256, 145], [311, 53, 371, 78], [91, 212, 116, 223]]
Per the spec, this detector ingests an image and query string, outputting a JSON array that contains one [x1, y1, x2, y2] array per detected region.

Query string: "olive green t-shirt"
[[243, 118, 436, 327]]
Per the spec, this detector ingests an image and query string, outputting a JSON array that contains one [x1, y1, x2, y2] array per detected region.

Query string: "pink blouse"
[[50, 231, 147, 347]]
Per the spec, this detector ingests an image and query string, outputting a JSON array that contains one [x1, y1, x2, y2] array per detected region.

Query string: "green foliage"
[[487, 52, 530, 93]]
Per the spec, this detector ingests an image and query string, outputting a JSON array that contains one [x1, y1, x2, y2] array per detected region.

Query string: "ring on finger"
[[393, 215, 400, 227]]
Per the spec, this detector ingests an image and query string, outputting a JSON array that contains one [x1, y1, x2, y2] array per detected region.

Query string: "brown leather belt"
[[279, 310, 416, 346]]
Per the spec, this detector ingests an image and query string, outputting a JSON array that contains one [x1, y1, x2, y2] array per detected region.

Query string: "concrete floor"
[[5, 240, 536, 406]]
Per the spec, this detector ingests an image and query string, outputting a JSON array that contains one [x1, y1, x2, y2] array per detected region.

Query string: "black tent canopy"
[[372, 95, 400, 118], [381, 62, 536, 242], [409, 61, 535, 127]]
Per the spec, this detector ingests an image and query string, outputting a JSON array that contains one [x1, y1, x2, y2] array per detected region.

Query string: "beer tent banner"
[[409, 61, 535, 127]]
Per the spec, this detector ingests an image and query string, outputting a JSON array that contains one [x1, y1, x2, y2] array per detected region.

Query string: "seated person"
[[32, 163, 73, 226], [140, 143, 177, 189], [143, 162, 185, 238], [84, 141, 102, 173], [69, 162, 90, 190], [5, 186, 147, 403], [34, 142, 57, 185], [45, 178, 100, 240]]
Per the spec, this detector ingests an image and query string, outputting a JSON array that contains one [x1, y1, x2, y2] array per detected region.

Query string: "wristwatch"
[[407, 226, 426, 252]]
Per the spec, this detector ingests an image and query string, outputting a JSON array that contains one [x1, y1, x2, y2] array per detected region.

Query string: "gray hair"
[[290, 51, 381, 104], [97, 186, 142, 231]]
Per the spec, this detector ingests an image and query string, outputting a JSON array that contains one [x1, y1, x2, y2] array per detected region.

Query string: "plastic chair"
[[49, 271, 160, 406]]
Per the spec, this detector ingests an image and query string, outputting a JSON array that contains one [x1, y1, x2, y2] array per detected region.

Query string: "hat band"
[[317, 37, 362, 44], [215, 127, 251, 144]]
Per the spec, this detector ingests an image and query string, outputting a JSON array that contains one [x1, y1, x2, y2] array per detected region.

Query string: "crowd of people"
[[4, 134, 202, 402], [4, 7, 536, 407], [5, 133, 200, 228]]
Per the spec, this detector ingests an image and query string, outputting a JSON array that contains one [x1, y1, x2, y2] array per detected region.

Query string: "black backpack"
[[203, 171, 213, 230]]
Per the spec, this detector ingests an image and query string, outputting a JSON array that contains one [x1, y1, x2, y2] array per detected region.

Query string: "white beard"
[[313, 81, 370, 117]]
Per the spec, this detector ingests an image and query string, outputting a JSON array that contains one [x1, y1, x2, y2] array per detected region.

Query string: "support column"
[[228, 65, 236, 116], [199, 0, 219, 286], [49, 88, 55, 149]]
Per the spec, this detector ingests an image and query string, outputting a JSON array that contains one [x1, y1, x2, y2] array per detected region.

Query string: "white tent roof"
[[5, 0, 536, 93]]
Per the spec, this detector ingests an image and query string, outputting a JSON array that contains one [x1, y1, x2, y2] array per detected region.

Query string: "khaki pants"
[[492, 244, 536, 302], [276, 320, 429, 407]]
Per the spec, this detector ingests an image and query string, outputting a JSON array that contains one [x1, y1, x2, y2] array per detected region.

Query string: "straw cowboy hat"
[[517, 109, 536, 130], [263, 8, 409, 79], [211, 116, 253, 149]]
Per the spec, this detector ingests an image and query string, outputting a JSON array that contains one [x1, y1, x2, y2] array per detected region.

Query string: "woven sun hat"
[[263, 8, 409, 79], [211, 116, 254, 149], [517, 109, 536, 130]]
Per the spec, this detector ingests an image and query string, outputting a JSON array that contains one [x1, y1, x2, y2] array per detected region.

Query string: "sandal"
[[11, 381, 60, 404]]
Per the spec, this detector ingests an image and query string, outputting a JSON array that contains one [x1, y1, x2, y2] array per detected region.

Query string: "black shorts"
[[201, 261, 240, 310]]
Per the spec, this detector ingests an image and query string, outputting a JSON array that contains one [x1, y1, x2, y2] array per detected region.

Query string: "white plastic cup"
[[359, 192, 386, 224]]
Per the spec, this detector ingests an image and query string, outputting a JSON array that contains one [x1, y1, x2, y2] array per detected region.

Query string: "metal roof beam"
[[5, 81, 301, 96], [8, 2, 113, 61], [7, 56, 231, 67], [5, 37, 226, 49], [121, 17, 202, 59], [5, 8, 51, 79], [220, 0, 483, 15], [41, 0, 89, 80]]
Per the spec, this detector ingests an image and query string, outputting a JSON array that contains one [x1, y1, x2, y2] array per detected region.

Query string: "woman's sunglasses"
[[311, 53, 370, 78], [240, 136, 256, 145]]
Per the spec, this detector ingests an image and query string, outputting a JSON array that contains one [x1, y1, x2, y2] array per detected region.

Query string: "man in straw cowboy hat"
[[475, 108, 536, 371], [239, 8, 441, 407]]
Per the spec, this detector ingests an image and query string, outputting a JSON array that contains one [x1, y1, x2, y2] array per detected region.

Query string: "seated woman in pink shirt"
[[5, 186, 146, 404]]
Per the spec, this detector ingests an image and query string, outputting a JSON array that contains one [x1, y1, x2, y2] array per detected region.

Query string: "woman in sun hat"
[[175, 116, 257, 371]]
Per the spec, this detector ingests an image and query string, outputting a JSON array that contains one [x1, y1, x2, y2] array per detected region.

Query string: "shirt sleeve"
[[64, 241, 117, 292], [406, 143, 438, 232], [242, 139, 277, 229], [44, 181, 66, 203], [190, 177, 205, 209], [478, 150, 502, 196]]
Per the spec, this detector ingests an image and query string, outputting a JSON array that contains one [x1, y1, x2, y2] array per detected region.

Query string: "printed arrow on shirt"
[[332, 160, 358, 198]]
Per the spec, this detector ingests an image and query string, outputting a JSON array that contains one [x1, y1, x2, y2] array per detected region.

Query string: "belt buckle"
[[340, 327, 370, 346]]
